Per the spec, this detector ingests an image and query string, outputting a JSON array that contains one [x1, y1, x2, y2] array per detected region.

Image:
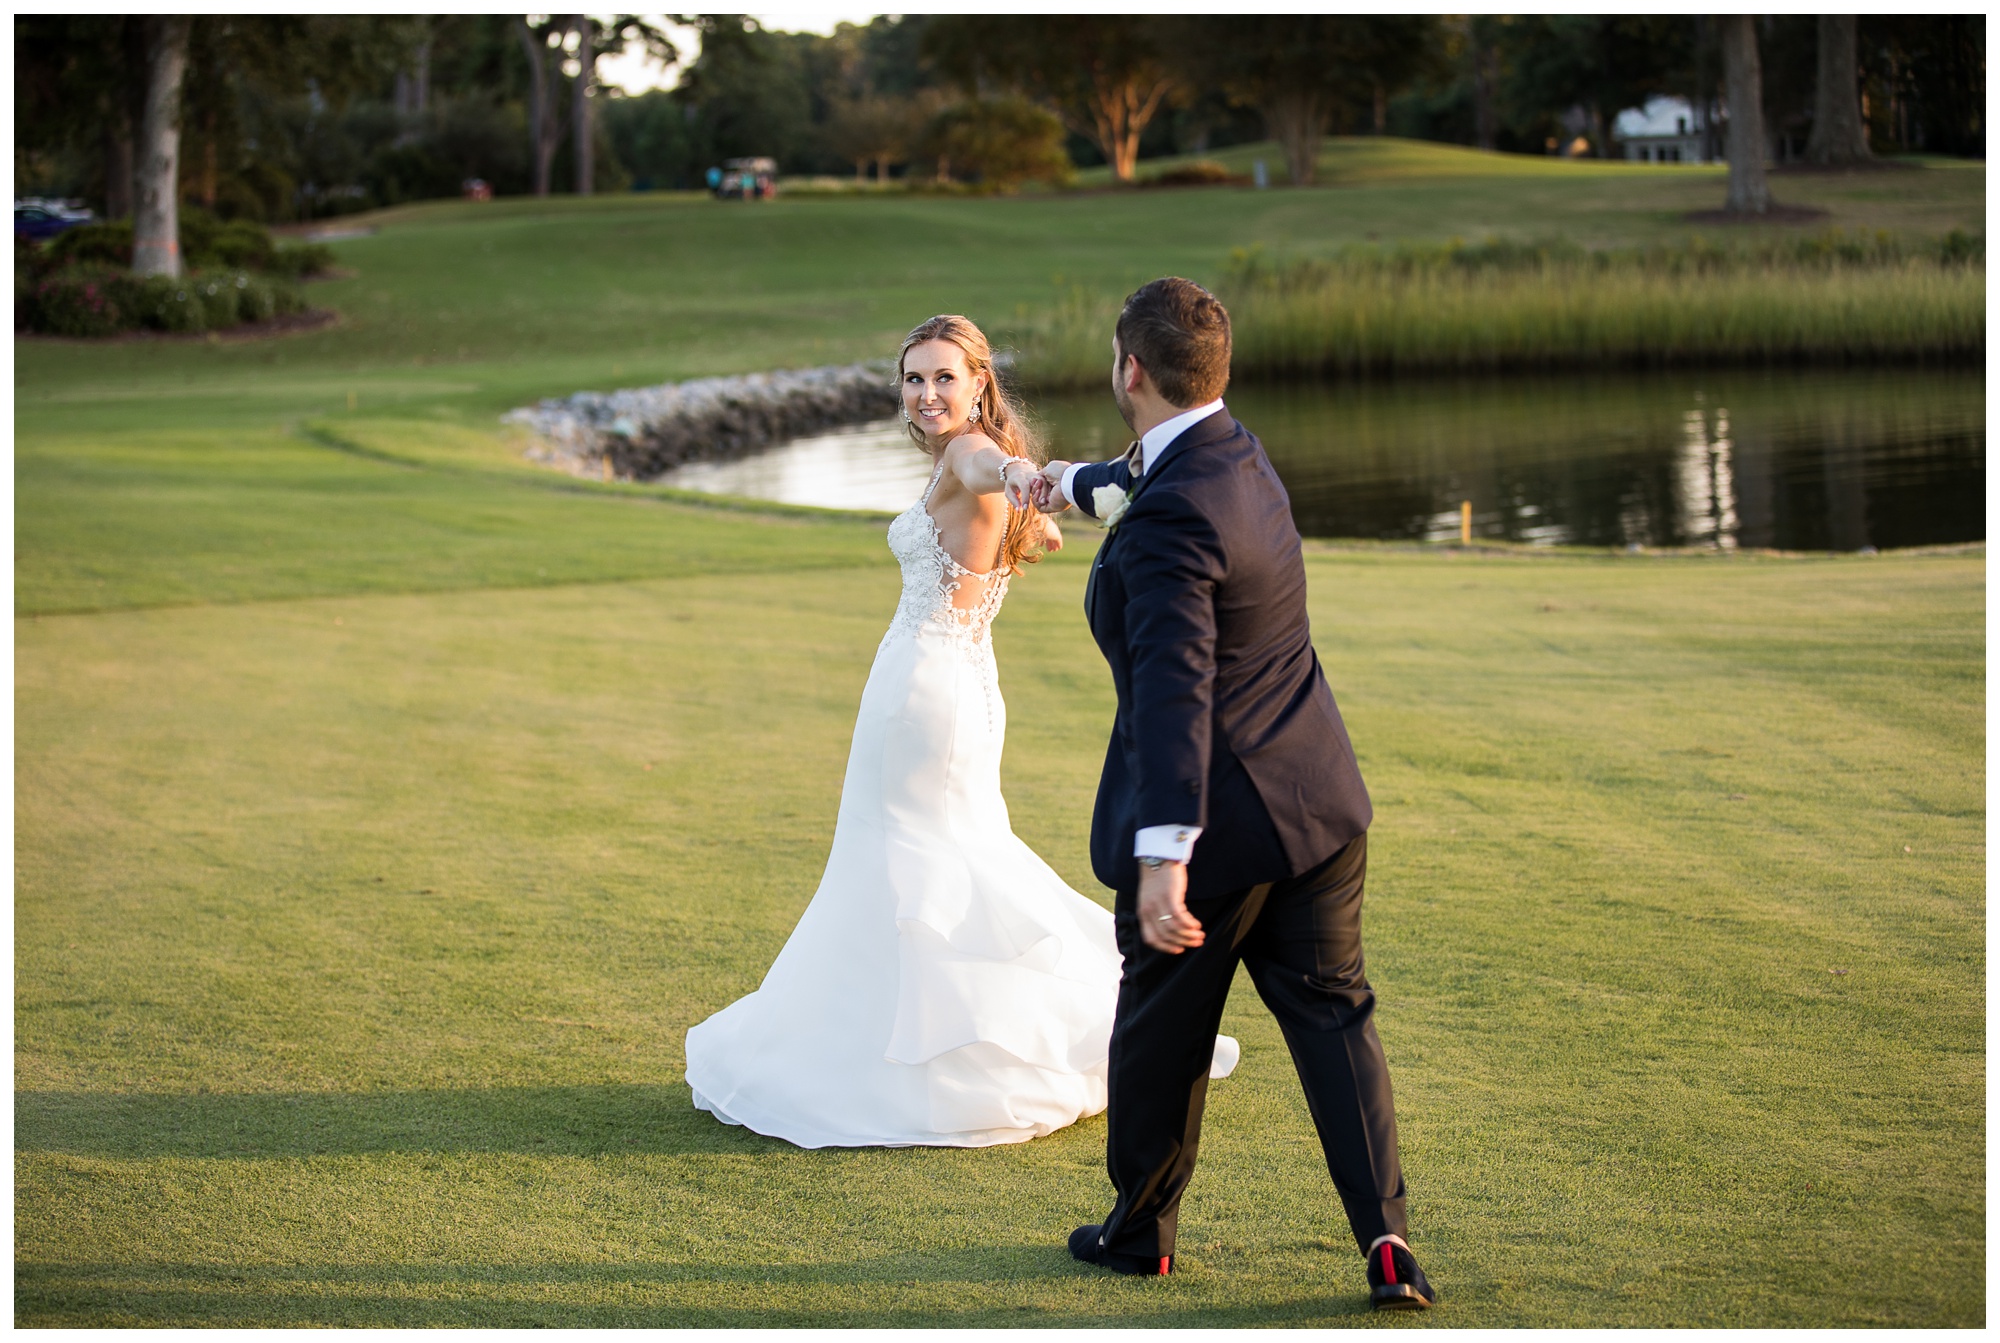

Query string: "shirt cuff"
[[1134, 825, 1202, 863], [1060, 461, 1088, 511]]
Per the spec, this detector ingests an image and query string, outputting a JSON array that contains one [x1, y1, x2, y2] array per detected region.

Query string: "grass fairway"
[[15, 138, 1985, 1325], [15, 520, 1983, 1325]]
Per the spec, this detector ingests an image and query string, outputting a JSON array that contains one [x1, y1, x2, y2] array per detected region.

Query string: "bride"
[[684, 315, 1237, 1148]]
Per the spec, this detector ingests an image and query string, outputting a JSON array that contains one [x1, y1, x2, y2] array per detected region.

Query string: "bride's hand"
[[1000, 457, 1041, 512]]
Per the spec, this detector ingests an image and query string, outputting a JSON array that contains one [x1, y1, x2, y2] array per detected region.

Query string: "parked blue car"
[[15, 199, 93, 243]]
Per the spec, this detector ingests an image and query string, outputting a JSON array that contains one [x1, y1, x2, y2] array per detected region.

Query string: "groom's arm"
[[1048, 458, 1133, 518], [1117, 491, 1225, 851]]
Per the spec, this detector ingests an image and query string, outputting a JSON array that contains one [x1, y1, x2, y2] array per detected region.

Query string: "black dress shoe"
[[1069, 1224, 1172, 1276], [1366, 1240, 1435, 1310]]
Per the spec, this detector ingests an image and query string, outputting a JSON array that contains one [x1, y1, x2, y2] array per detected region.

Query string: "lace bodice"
[[884, 457, 1012, 651]]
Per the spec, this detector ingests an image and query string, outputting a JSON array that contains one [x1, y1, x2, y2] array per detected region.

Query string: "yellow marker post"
[[1460, 500, 1472, 545]]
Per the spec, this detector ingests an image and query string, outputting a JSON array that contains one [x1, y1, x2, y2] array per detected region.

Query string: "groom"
[[1027, 278, 1433, 1309]]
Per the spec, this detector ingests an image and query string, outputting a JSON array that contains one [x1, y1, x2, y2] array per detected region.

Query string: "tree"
[[825, 94, 918, 181], [1168, 18, 1416, 184], [1467, 17, 1502, 150], [16, 17, 153, 218], [1353, 18, 1444, 134], [1856, 15, 1984, 157], [133, 16, 191, 276], [925, 16, 1175, 183], [571, 17, 596, 194], [571, 17, 677, 194], [673, 16, 816, 168], [1494, 15, 1687, 158], [516, 16, 566, 197], [1805, 16, 1871, 165], [1719, 15, 1770, 213], [924, 97, 1071, 189]]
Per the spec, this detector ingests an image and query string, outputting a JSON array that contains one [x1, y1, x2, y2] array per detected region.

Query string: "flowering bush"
[[42, 210, 335, 278], [19, 266, 129, 338], [24, 207, 333, 338], [16, 267, 306, 337]]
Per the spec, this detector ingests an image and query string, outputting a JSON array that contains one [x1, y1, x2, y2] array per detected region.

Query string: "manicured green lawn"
[[16, 516, 1983, 1325], [15, 138, 1984, 1325]]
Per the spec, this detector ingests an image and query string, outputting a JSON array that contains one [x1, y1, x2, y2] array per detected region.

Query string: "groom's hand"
[[1137, 861, 1203, 953], [1033, 461, 1072, 513]]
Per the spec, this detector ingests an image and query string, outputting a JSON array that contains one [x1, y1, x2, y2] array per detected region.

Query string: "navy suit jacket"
[[1072, 409, 1372, 899]]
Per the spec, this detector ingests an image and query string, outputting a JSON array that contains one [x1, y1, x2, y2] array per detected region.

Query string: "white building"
[[1615, 96, 1708, 163]]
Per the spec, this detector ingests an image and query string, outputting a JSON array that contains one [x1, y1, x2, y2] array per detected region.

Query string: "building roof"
[[1614, 95, 1696, 140]]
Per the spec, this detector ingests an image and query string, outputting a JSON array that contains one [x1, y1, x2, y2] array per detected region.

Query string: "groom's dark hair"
[[1116, 277, 1231, 408]]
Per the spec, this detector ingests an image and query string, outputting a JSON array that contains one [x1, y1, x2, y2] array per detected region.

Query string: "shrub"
[[1145, 160, 1242, 188], [231, 271, 279, 324], [16, 234, 55, 283], [230, 271, 306, 322], [22, 200, 325, 338], [145, 271, 306, 333], [42, 210, 332, 279], [17, 262, 307, 337], [20, 266, 131, 338], [268, 243, 335, 279], [179, 209, 281, 270], [187, 274, 239, 328], [208, 219, 277, 270], [46, 220, 134, 268], [923, 98, 1074, 191], [129, 276, 210, 334], [1938, 228, 1984, 265]]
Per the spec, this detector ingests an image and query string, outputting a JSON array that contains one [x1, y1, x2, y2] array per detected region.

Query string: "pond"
[[656, 368, 1984, 552]]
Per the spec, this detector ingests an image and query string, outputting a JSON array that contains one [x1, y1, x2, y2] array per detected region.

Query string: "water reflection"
[[1029, 368, 1983, 551], [659, 369, 1984, 551], [660, 418, 935, 511], [1679, 403, 1739, 549]]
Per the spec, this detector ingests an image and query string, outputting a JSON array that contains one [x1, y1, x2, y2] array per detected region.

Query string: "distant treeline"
[[14, 14, 1986, 222]]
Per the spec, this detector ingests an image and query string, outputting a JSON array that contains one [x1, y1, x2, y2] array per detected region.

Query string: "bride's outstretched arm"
[[948, 434, 1043, 512]]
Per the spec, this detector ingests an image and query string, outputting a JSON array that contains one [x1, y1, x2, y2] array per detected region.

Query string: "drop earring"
[[967, 402, 981, 424]]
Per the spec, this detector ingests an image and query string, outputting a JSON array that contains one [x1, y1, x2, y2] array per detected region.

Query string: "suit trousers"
[[1098, 832, 1408, 1258]]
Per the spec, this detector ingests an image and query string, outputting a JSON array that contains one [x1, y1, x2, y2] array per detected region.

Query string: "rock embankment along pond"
[[506, 362, 898, 481]]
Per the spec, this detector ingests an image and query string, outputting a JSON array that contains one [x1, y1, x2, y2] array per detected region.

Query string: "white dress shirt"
[[1058, 398, 1226, 514], [1056, 399, 1227, 865]]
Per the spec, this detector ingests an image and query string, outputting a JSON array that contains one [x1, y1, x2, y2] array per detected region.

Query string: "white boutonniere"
[[1094, 483, 1135, 530]]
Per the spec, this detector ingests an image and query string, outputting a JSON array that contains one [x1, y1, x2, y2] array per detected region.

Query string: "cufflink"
[[1174, 830, 1191, 844]]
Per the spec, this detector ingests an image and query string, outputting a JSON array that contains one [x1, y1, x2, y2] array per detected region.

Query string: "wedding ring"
[[1156, 914, 1175, 922]]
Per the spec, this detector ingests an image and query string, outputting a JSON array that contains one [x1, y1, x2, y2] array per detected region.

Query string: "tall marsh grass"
[[1009, 231, 1985, 387]]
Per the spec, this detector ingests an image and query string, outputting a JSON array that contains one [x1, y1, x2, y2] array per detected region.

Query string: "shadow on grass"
[[16, 1255, 1377, 1327], [16, 1085, 820, 1159]]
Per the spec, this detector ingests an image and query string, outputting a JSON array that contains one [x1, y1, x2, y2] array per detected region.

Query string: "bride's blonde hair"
[[897, 314, 1048, 575]]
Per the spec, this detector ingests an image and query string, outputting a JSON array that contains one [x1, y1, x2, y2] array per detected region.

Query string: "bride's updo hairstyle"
[[897, 314, 1049, 574]]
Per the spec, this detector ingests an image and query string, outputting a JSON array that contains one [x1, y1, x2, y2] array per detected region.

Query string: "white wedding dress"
[[685, 457, 1238, 1148]]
